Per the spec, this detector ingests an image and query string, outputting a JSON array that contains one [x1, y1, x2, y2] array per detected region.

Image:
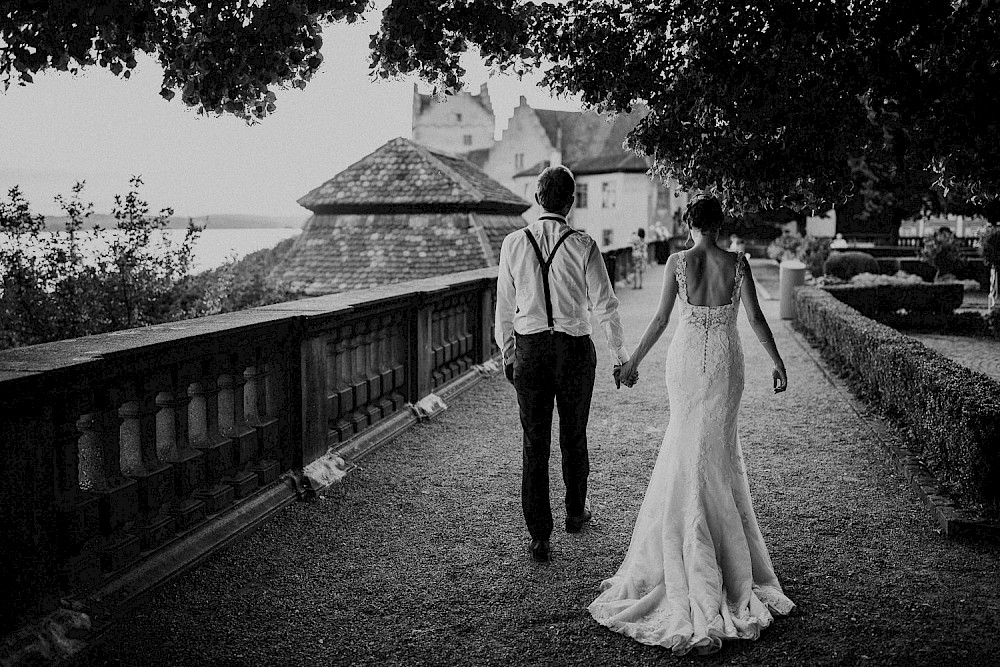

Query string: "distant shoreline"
[[42, 213, 307, 231]]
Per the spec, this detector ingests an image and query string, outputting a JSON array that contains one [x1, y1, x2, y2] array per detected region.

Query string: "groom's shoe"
[[565, 509, 592, 533], [529, 539, 550, 562]]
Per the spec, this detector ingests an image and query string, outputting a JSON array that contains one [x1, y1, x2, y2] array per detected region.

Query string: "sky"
[[0, 9, 580, 220]]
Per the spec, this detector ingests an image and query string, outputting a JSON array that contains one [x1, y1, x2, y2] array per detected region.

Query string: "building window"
[[602, 229, 613, 246], [575, 183, 588, 208], [601, 181, 616, 209], [463, 134, 473, 146], [456, 113, 463, 122], [514, 153, 525, 170]]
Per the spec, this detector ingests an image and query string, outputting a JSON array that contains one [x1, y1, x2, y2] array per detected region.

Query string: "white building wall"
[[483, 98, 557, 192], [412, 86, 494, 155]]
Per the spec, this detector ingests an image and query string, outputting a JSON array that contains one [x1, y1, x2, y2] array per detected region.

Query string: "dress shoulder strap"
[[731, 252, 746, 303], [675, 250, 689, 300]]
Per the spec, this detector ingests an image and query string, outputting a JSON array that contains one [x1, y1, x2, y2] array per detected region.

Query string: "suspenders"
[[523, 226, 576, 331]]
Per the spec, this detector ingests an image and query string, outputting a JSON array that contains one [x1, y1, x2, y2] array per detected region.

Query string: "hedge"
[[823, 251, 879, 280], [793, 286, 1000, 516], [820, 283, 965, 318]]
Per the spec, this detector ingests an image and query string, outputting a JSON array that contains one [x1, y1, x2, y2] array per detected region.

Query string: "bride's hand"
[[620, 359, 639, 388], [772, 365, 787, 393]]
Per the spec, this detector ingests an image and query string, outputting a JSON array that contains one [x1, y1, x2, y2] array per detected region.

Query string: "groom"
[[495, 165, 631, 562]]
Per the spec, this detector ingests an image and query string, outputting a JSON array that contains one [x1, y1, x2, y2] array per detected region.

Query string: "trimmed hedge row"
[[793, 286, 1000, 516], [821, 283, 965, 318]]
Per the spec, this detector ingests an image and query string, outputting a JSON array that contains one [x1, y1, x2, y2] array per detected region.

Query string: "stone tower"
[[411, 83, 495, 156]]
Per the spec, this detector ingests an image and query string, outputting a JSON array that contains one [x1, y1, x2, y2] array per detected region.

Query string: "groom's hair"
[[536, 166, 576, 212]]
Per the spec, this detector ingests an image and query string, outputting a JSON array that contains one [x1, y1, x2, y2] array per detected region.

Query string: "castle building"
[[412, 83, 495, 163], [412, 85, 690, 254]]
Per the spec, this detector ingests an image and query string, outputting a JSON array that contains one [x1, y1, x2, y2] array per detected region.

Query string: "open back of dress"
[[588, 250, 794, 655]]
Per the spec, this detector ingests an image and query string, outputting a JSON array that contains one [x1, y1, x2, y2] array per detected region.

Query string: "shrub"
[[793, 286, 1000, 516], [820, 282, 965, 319], [823, 250, 879, 281], [921, 230, 966, 279], [796, 235, 831, 276], [979, 224, 1000, 268], [766, 233, 802, 261]]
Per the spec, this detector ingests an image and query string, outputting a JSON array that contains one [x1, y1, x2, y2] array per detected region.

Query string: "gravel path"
[[84, 266, 1000, 667], [906, 332, 1000, 382]]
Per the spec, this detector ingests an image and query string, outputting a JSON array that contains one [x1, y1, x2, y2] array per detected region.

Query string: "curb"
[[783, 319, 1000, 540]]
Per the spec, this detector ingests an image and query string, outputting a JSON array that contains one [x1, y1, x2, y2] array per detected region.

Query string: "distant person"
[[830, 233, 848, 249], [728, 234, 746, 255], [629, 228, 648, 289], [495, 165, 631, 564]]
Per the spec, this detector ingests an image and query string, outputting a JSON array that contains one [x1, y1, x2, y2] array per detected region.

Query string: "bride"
[[588, 194, 795, 655]]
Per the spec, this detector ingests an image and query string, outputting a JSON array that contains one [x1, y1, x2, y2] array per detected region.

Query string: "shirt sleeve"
[[494, 236, 517, 366], [585, 239, 630, 364]]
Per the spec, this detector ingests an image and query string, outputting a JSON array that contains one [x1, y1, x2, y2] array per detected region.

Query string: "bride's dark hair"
[[684, 194, 724, 232]]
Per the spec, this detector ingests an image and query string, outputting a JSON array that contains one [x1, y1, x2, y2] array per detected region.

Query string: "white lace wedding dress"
[[588, 251, 794, 655]]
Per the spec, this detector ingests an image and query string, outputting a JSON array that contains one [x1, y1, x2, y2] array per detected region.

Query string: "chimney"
[[549, 122, 564, 166], [478, 82, 492, 113], [411, 83, 422, 139]]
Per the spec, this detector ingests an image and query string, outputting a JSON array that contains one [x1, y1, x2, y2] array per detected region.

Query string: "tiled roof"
[[460, 147, 491, 168], [272, 211, 525, 295], [513, 105, 649, 178], [297, 138, 529, 214], [533, 105, 647, 165], [570, 152, 650, 175], [472, 213, 526, 264]]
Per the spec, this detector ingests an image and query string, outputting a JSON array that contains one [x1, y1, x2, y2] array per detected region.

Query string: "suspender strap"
[[523, 228, 576, 330]]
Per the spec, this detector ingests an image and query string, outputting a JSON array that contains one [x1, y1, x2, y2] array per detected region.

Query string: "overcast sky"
[[0, 9, 579, 220]]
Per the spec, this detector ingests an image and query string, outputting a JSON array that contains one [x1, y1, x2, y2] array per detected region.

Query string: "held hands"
[[504, 363, 515, 385], [772, 365, 788, 394], [615, 359, 639, 389]]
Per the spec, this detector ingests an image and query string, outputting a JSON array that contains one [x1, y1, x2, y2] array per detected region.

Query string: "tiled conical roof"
[[297, 138, 529, 214]]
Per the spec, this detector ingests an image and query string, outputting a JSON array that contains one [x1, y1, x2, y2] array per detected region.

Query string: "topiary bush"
[[823, 250, 879, 281], [978, 224, 1000, 268], [819, 282, 965, 326], [766, 233, 803, 262], [792, 286, 1000, 517], [796, 235, 831, 276]]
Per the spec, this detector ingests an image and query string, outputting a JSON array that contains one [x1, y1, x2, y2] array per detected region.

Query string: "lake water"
[[180, 228, 302, 272], [3, 228, 302, 274]]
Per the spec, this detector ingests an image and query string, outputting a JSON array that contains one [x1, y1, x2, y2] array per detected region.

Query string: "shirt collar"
[[538, 212, 568, 225]]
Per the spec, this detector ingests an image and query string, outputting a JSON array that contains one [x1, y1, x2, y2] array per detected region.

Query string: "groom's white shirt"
[[494, 213, 630, 366]]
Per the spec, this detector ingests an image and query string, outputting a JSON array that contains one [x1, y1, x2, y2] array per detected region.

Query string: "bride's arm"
[[740, 258, 788, 392], [620, 253, 679, 382]]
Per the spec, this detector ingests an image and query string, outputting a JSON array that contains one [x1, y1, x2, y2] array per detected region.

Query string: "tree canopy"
[[4, 0, 1000, 216]]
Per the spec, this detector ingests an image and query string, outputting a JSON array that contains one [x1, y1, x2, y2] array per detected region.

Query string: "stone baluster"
[[118, 381, 176, 551], [187, 364, 236, 514], [375, 317, 395, 419], [154, 364, 207, 531], [389, 315, 407, 408], [362, 330, 382, 426], [330, 328, 354, 443], [430, 306, 445, 388], [76, 388, 141, 573], [244, 353, 280, 485], [218, 353, 259, 499], [53, 394, 101, 594], [260, 355, 288, 469]]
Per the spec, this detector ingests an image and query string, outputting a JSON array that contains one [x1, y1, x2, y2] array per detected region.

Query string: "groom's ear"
[[534, 193, 540, 205]]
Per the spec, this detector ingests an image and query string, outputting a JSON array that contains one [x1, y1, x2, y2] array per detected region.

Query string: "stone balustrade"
[[0, 267, 499, 634]]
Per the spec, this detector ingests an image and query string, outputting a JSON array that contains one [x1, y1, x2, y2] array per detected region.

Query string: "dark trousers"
[[513, 331, 597, 540]]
